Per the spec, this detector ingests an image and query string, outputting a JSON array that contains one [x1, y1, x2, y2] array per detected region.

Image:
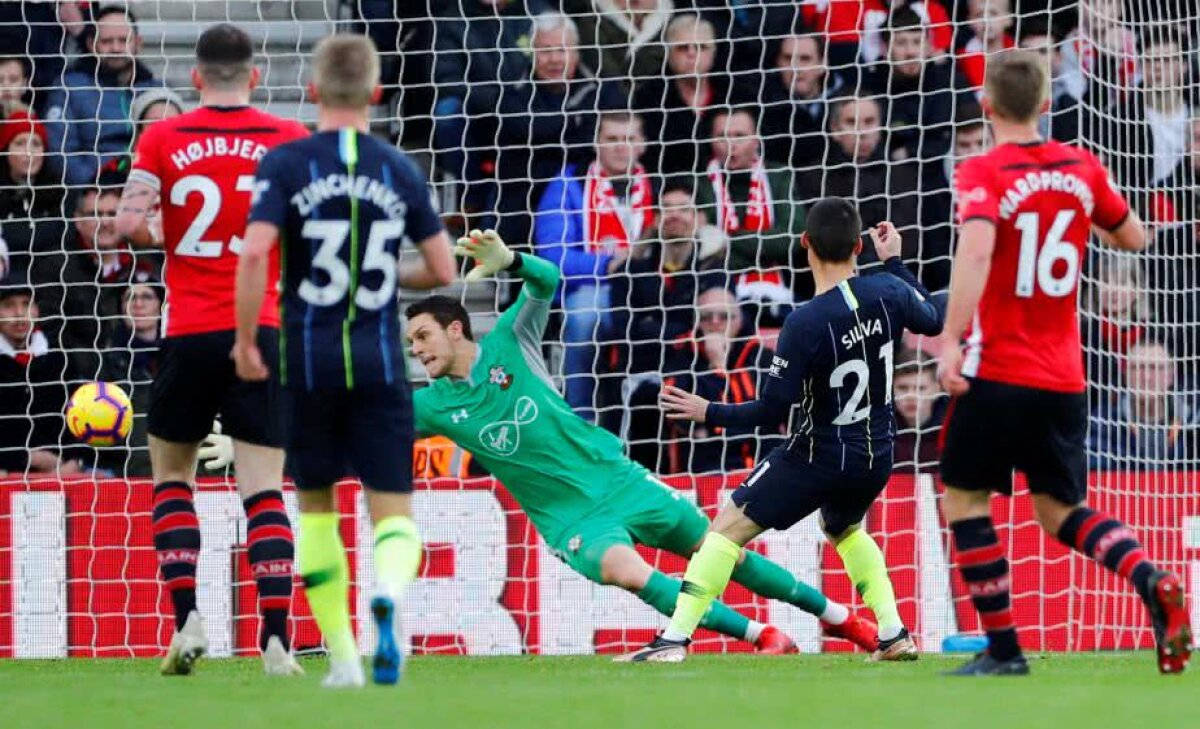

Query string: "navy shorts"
[[283, 383, 414, 493], [939, 378, 1088, 506], [731, 446, 892, 536], [149, 328, 282, 447]]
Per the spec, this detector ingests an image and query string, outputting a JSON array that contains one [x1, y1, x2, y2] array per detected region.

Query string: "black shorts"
[[148, 329, 282, 447], [939, 378, 1087, 505], [730, 446, 892, 536], [283, 383, 414, 493]]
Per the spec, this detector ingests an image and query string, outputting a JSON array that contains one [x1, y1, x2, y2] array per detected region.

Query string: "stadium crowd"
[[0, 1, 1197, 478]]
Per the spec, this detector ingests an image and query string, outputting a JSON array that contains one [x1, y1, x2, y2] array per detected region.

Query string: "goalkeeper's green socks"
[[298, 512, 357, 662], [638, 570, 763, 643], [835, 527, 904, 640], [662, 532, 742, 642], [731, 550, 849, 620], [373, 515, 422, 598]]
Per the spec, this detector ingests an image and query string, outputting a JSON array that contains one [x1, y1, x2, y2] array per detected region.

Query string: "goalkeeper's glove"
[[454, 229, 514, 282], [199, 420, 234, 471]]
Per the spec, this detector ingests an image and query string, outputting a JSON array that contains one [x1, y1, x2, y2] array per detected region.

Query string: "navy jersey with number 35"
[[764, 259, 943, 469], [248, 128, 443, 391]]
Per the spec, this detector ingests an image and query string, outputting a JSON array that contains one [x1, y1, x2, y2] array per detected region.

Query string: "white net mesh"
[[0, 0, 1195, 657]]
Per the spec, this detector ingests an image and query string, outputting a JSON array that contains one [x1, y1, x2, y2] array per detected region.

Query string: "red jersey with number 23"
[[128, 106, 308, 337], [954, 140, 1131, 393]]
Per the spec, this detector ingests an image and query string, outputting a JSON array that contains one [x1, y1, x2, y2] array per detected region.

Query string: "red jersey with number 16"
[[128, 106, 308, 337], [953, 140, 1131, 393]]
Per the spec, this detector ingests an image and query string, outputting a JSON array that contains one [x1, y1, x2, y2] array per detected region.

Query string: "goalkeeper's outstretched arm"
[[456, 229, 561, 342]]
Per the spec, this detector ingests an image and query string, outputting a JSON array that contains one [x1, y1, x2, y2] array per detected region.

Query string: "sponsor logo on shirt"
[[768, 355, 788, 378]]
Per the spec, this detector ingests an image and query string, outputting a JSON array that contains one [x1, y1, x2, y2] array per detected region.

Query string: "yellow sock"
[[835, 528, 904, 639], [298, 512, 356, 662], [374, 515, 422, 598], [664, 532, 742, 641]]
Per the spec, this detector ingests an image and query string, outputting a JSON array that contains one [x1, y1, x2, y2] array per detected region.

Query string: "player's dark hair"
[[804, 198, 862, 263], [406, 296, 474, 341], [984, 50, 1048, 123], [196, 24, 254, 88], [659, 175, 695, 200]]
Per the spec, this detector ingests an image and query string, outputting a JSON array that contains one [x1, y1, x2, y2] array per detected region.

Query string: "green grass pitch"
[[2, 653, 1191, 729]]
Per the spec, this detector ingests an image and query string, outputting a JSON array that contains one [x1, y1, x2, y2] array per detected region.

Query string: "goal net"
[[0, 0, 1196, 658]]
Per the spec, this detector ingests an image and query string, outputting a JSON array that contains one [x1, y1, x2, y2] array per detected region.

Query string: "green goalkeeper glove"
[[454, 229, 515, 282]]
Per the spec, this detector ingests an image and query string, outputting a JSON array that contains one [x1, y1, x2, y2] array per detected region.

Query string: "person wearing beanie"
[[0, 107, 66, 289]]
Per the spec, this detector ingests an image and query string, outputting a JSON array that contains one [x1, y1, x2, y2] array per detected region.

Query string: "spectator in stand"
[[919, 102, 988, 291], [1016, 15, 1079, 143], [891, 346, 946, 472], [1062, 0, 1135, 110], [0, 275, 80, 477], [863, 5, 971, 161], [97, 273, 161, 476], [612, 175, 727, 376], [697, 105, 802, 318], [611, 176, 728, 468], [1094, 28, 1192, 192], [0, 109, 67, 284], [0, 56, 33, 116], [798, 0, 887, 69], [954, 0, 1014, 90], [801, 95, 928, 283], [43, 4, 164, 187], [105, 86, 186, 178], [0, 2, 88, 115], [494, 11, 625, 248], [566, 0, 674, 87], [32, 167, 157, 379], [634, 13, 750, 174], [663, 285, 783, 474], [431, 0, 550, 183], [687, 0, 804, 79], [535, 110, 652, 420], [1082, 254, 1149, 401], [1089, 339, 1200, 471], [759, 33, 847, 169]]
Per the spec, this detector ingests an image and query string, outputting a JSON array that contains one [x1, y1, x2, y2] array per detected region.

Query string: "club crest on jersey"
[[489, 365, 514, 390], [568, 535, 582, 554]]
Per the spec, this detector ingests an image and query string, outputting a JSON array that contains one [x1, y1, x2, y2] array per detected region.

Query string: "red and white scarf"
[[707, 158, 774, 234], [583, 162, 653, 253]]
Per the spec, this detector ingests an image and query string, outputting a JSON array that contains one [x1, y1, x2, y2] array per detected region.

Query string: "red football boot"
[[822, 613, 879, 653], [754, 626, 799, 654], [1146, 571, 1192, 674]]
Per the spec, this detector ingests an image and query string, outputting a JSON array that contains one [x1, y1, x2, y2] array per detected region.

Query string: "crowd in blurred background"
[[0, 1, 1196, 478]]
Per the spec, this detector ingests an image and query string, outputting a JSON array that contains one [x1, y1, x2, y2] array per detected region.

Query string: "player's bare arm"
[[937, 219, 996, 396], [1094, 209, 1147, 252], [114, 180, 161, 248], [398, 230, 456, 290], [232, 221, 279, 381], [869, 221, 902, 261]]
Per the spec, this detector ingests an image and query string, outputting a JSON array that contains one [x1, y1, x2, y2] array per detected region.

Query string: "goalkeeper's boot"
[[262, 636, 305, 677], [869, 627, 919, 662], [161, 611, 208, 676], [614, 635, 690, 663], [822, 613, 879, 653], [1145, 570, 1192, 674], [370, 595, 403, 685], [753, 626, 799, 655], [322, 659, 366, 689], [945, 651, 1029, 676]]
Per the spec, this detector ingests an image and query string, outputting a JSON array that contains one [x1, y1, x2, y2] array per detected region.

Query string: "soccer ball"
[[66, 381, 133, 446]]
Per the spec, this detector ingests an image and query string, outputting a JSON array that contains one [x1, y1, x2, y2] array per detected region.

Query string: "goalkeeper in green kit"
[[403, 229, 879, 654]]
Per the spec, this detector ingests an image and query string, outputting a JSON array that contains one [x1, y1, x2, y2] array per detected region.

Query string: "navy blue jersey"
[[705, 260, 942, 469], [760, 260, 942, 469], [248, 128, 443, 391]]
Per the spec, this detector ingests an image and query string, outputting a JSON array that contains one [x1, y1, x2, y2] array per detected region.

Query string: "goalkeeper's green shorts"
[[547, 469, 710, 584]]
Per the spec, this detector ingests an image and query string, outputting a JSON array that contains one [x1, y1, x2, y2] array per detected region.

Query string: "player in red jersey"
[[114, 24, 307, 678], [937, 51, 1191, 676]]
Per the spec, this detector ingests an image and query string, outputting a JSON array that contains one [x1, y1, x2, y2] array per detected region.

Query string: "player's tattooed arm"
[[114, 181, 161, 248]]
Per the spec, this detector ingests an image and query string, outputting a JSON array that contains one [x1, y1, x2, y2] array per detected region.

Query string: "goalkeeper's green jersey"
[[413, 254, 645, 544]]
